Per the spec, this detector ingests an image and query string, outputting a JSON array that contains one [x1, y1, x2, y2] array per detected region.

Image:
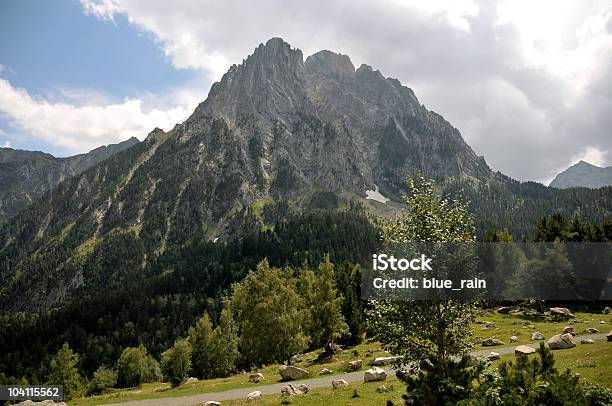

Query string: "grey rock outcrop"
[[515, 345, 536, 355], [249, 372, 265, 383], [279, 365, 309, 380], [372, 356, 401, 366], [482, 338, 505, 346], [246, 390, 261, 402], [547, 333, 577, 349], [364, 367, 387, 382], [281, 383, 309, 396]]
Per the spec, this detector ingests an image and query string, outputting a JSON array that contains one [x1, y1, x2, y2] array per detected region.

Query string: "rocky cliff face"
[[550, 160, 612, 189], [189, 38, 490, 200], [0, 137, 139, 220]]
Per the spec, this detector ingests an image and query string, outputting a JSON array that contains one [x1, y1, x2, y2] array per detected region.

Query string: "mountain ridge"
[[0, 38, 610, 311], [0, 137, 139, 220], [550, 160, 612, 189]]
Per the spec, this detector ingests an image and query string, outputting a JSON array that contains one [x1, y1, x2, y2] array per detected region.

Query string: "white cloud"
[[573, 146, 607, 167], [67, 1, 612, 181], [0, 76, 198, 153]]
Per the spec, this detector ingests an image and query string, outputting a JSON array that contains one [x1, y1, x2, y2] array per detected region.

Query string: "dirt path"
[[105, 333, 608, 406]]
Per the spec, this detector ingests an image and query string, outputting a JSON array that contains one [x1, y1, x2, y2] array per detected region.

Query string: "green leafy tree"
[[368, 177, 479, 403], [305, 256, 349, 348], [46, 343, 84, 400], [87, 365, 117, 396], [231, 259, 309, 365], [161, 339, 192, 386], [116, 345, 149, 387], [188, 313, 215, 379], [208, 300, 240, 377], [335, 262, 366, 344]]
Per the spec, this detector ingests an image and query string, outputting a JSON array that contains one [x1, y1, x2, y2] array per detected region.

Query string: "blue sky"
[[0, 0, 610, 183], [0, 0, 202, 155]]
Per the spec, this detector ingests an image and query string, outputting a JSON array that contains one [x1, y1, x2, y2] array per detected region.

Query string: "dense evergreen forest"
[[0, 205, 379, 384]]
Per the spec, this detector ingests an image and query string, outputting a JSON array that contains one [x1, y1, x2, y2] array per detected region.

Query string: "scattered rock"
[[332, 379, 349, 389], [510, 335, 519, 343], [372, 356, 401, 366], [281, 384, 309, 396], [205, 402, 221, 406], [246, 391, 261, 402], [586, 328, 599, 334], [497, 307, 511, 314], [347, 359, 362, 371], [515, 345, 536, 355], [580, 339, 595, 344], [279, 365, 309, 380], [607, 330, 612, 342], [487, 352, 501, 360], [364, 366, 387, 383], [601, 321, 606, 324], [604, 307, 611, 314], [249, 372, 265, 383], [526, 324, 536, 329], [547, 333, 577, 350], [186, 377, 199, 383], [550, 307, 574, 318], [562, 326, 575, 335], [531, 332, 545, 340], [319, 368, 333, 375], [481, 321, 496, 330], [482, 338, 505, 347], [376, 385, 390, 393]]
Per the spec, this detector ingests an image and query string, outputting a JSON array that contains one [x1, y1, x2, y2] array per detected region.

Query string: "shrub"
[[87, 365, 117, 395]]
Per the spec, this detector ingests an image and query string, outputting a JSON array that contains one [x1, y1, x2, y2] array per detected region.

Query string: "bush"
[[401, 356, 483, 405], [161, 339, 192, 386], [87, 365, 117, 395]]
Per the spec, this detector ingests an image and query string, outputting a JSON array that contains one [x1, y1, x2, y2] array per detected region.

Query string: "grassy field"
[[202, 342, 612, 406], [71, 310, 612, 406], [72, 341, 388, 406], [215, 377, 406, 406], [472, 309, 611, 348]]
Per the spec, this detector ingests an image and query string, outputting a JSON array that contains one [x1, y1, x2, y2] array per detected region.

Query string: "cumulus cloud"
[[0, 76, 199, 153]]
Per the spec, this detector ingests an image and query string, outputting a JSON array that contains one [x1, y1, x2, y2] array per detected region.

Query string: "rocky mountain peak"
[[550, 160, 612, 189], [251, 37, 304, 66], [305, 50, 355, 79]]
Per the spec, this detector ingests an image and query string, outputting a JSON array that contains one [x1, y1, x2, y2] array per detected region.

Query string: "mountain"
[[549, 160, 612, 189], [0, 137, 139, 220], [0, 38, 611, 312]]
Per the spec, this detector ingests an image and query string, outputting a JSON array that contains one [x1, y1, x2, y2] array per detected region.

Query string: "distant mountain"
[[0, 137, 139, 220], [0, 38, 610, 311], [550, 160, 612, 189]]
